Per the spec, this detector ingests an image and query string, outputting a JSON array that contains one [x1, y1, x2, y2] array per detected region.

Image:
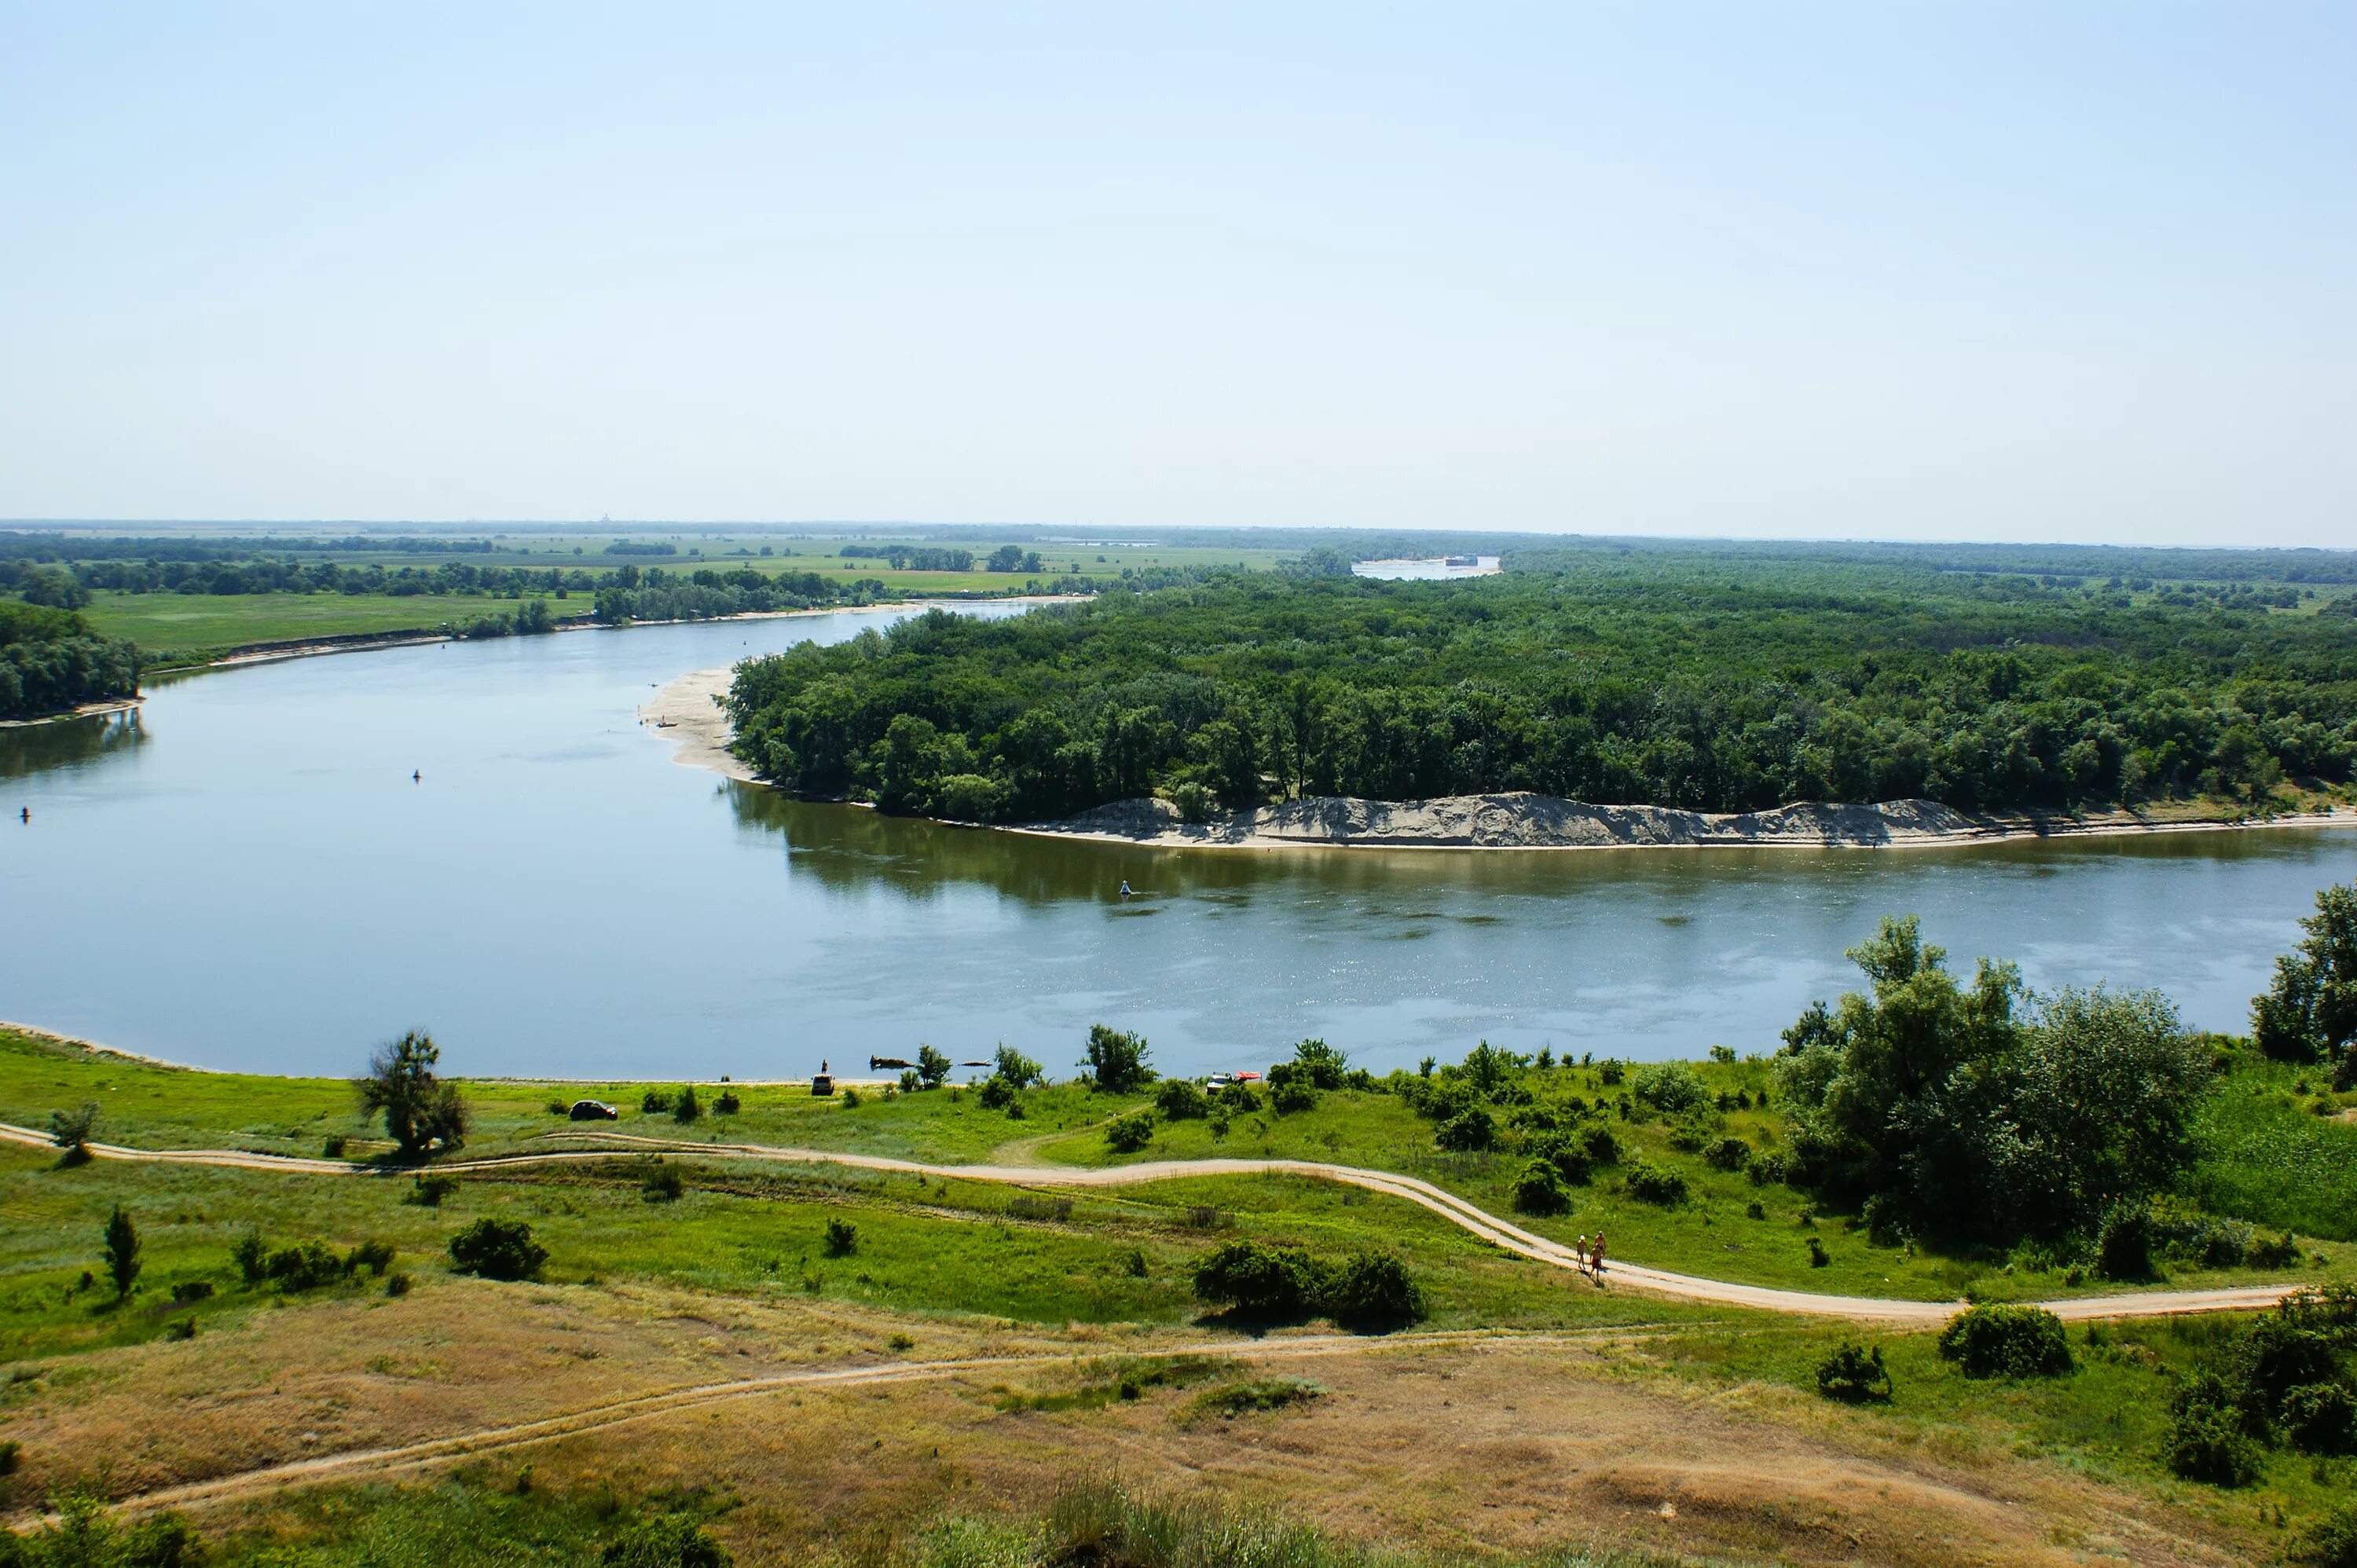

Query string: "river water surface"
[[5, 605, 2354, 1080]]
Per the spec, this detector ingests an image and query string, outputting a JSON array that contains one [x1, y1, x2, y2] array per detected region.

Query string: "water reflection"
[[0, 709, 145, 782]]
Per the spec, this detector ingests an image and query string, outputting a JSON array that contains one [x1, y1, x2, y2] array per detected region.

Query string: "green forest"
[[0, 601, 137, 721], [726, 559, 2357, 822]]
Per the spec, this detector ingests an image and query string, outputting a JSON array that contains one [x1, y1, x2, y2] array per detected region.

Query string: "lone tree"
[[356, 1030, 469, 1158], [1081, 1024, 1155, 1094], [915, 1043, 951, 1087], [2253, 881, 2357, 1066], [103, 1203, 141, 1299], [49, 1101, 99, 1154]]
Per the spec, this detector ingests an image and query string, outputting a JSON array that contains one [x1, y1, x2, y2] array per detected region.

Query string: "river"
[[5, 605, 2353, 1081]]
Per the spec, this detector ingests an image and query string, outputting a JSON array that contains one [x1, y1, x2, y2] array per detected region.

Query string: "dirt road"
[[0, 1123, 2304, 1324]]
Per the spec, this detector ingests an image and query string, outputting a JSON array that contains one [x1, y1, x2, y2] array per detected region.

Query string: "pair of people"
[[1573, 1231, 1607, 1281]]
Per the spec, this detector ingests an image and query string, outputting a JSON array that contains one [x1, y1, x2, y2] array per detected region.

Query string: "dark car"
[[568, 1099, 620, 1121]]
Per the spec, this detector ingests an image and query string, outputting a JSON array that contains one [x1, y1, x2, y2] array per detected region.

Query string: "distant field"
[[77, 590, 579, 658]]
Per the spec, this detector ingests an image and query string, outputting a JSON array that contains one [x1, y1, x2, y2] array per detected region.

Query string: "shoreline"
[[638, 688, 2357, 853]]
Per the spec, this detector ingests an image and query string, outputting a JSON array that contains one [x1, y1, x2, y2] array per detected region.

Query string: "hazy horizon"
[[4, 5, 2350, 546]]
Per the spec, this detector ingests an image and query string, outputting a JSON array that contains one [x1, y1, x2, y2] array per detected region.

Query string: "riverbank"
[[643, 687, 2356, 850]]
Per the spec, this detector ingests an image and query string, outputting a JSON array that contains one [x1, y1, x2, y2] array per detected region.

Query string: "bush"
[[713, 1090, 742, 1115], [840, 1087, 862, 1109], [601, 1514, 733, 1568], [163, 1316, 196, 1342], [1579, 1124, 1621, 1164], [1154, 1079, 1209, 1120], [823, 1218, 858, 1257], [1631, 1061, 1709, 1113], [1105, 1111, 1157, 1153], [1816, 1341, 1893, 1403], [169, 1279, 214, 1304], [1937, 1304, 2074, 1379], [49, 1100, 100, 1152], [1746, 1151, 1788, 1185], [1622, 1159, 1688, 1207], [2241, 1316, 2346, 1415], [1596, 1059, 1626, 1086], [640, 1088, 676, 1115], [2293, 1505, 2357, 1568], [321, 1134, 348, 1159], [2249, 1232, 2304, 1269], [1434, 1107, 1496, 1152], [232, 1229, 266, 1284], [262, 1239, 346, 1292], [386, 1270, 413, 1297], [1082, 1024, 1155, 1093], [1215, 1080, 1260, 1113], [1190, 1240, 1321, 1318], [1287, 1038, 1350, 1090], [1807, 1236, 1831, 1268], [1267, 1075, 1318, 1115], [1512, 1158, 1570, 1216], [643, 1163, 685, 1202], [346, 1239, 397, 1277], [406, 1174, 458, 1207], [977, 1075, 1015, 1110], [2095, 1200, 2156, 1280], [448, 1218, 547, 1281], [2165, 1378, 2262, 1486], [2282, 1381, 2357, 1455], [1704, 1136, 1751, 1171], [1320, 1251, 1426, 1328]]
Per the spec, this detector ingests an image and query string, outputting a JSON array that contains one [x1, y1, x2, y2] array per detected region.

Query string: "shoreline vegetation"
[[654, 664, 2357, 851]]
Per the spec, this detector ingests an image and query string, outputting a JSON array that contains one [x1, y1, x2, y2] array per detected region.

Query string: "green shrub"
[[713, 1090, 742, 1115], [1937, 1304, 2074, 1379], [1596, 1059, 1625, 1086], [321, 1134, 348, 1159], [163, 1317, 196, 1342], [169, 1279, 214, 1304], [1579, 1124, 1621, 1164], [1631, 1061, 1709, 1113], [1215, 1080, 1260, 1113], [1154, 1079, 1209, 1120], [1511, 1158, 1569, 1216], [1746, 1151, 1788, 1185], [1622, 1159, 1688, 1207], [2165, 1376, 2262, 1486], [1190, 1240, 1322, 1319], [448, 1218, 547, 1281], [263, 1239, 346, 1292], [406, 1174, 458, 1207], [2293, 1504, 2357, 1568], [643, 1163, 685, 1202], [977, 1075, 1015, 1110], [1704, 1136, 1751, 1171], [1194, 1377, 1326, 1417], [231, 1228, 266, 1284], [386, 1270, 412, 1297], [1434, 1107, 1495, 1152], [2249, 1231, 2303, 1269], [600, 1513, 732, 1568], [640, 1088, 676, 1115], [1105, 1111, 1156, 1153], [1816, 1342, 1893, 1403], [1321, 1250, 1425, 1328], [346, 1239, 397, 1277], [840, 1087, 862, 1109], [1267, 1074, 1318, 1115], [2282, 1381, 2357, 1454], [823, 1218, 858, 1258], [2095, 1200, 2156, 1280], [2242, 1316, 2347, 1416], [1807, 1236, 1831, 1268]]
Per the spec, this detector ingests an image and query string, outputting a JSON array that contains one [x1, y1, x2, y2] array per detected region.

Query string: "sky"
[[1, 5, 2350, 545]]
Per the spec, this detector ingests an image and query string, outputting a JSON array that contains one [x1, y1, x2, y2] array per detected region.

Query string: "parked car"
[[568, 1099, 620, 1121]]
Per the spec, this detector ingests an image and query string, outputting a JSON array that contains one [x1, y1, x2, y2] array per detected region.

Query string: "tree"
[[49, 1101, 99, 1152], [915, 1044, 952, 1087], [102, 1204, 141, 1299], [1081, 1024, 1154, 1093], [673, 1084, 702, 1124], [993, 1043, 1045, 1088], [1287, 1038, 1350, 1090], [2253, 881, 2357, 1064], [448, 1218, 547, 1280], [355, 1030, 468, 1157]]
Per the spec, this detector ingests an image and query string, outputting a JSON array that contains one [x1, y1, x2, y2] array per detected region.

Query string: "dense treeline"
[[0, 601, 138, 719], [725, 568, 2357, 822]]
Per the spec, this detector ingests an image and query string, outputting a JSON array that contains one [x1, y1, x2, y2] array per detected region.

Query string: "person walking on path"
[[1575, 1234, 1591, 1278], [1590, 1231, 1607, 1284]]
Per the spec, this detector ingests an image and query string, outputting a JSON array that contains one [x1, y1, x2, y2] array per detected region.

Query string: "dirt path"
[[0, 1123, 2304, 1324], [86, 1328, 1608, 1519]]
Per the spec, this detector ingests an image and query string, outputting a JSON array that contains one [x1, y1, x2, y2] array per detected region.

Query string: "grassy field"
[[6, 1024, 2355, 1565], [76, 590, 583, 659]]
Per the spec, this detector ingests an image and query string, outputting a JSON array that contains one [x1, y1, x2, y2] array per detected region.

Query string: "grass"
[[76, 590, 587, 661], [3, 1028, 2346, 1317]]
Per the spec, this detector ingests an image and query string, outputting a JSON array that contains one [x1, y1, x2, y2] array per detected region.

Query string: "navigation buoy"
[[1120, 880, 1133, 898], [18, 807, 26, 823], [412, 770, 420, 782]]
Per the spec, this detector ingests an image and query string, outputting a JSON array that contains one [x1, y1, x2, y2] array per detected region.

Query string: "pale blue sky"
[[2, 4, 2349, 543]]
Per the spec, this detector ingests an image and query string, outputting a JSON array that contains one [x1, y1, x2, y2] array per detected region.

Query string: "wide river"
[[5, 604, 2355, 1082]]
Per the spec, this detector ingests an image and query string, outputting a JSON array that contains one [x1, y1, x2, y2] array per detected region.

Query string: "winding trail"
[[0, 1123, 2303, 1325]]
